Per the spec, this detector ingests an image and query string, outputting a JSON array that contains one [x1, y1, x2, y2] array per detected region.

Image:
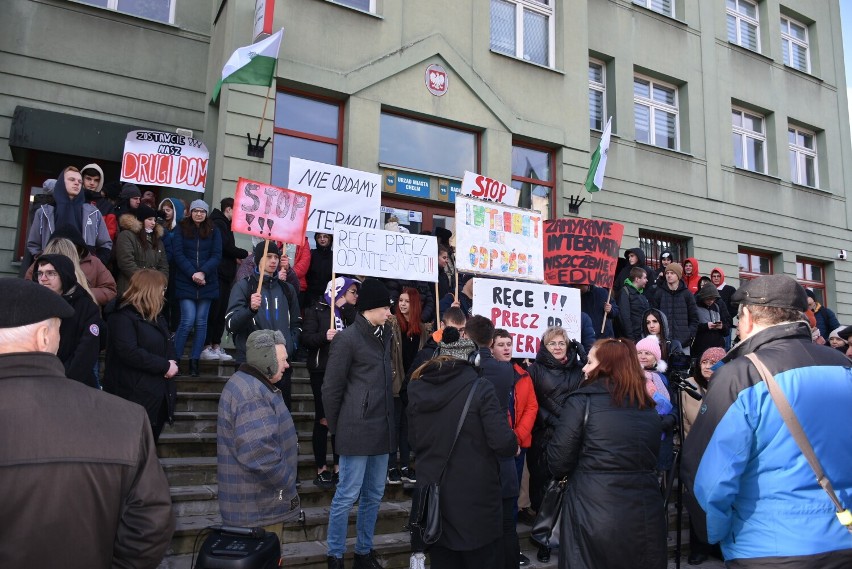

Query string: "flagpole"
[[258, 82, 274, 135]]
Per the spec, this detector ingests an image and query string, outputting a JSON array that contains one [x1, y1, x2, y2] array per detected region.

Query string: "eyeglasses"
[[347, 289, 359, 295], [546, 341, 568, 348], [36, 270, 59, 279], [191, 209, 206, 214]]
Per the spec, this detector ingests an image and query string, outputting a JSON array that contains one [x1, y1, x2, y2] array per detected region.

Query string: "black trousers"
[[429, 537, 502, 569], [502, 497, 519, 569], [309, 370, 338, 468]]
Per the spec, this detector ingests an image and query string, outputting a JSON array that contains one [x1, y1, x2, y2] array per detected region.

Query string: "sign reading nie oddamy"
[[332, 224, 438, 283], [472, 278, 581, 358], [231, 178, 312, 245], [287, 157, 381, 233], [543, 218, 624, 288], [120, 130, 209, 193], [454, 195, 544, 282]]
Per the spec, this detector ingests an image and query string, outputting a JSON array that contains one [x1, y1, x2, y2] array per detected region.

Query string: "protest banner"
[[454, 195, 544, 282], [332, 224, 438, 283], [543, 218, 624, 288], [231, 178, 312, 244], [472, 278, 582, 358], [120, 130, 209, 192], [288, 157, 381, 233], [460, 171, 518, 206]]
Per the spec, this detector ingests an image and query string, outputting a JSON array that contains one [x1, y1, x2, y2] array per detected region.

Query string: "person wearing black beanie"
[[321, 277, 394, 569], [32, 253, 102, 388]]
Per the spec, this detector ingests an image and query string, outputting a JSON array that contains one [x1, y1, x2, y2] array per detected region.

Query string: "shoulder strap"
[[744, 353, 852, 532], [438, 378, 481, 483]]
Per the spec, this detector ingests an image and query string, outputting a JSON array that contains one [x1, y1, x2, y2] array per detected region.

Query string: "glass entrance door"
[[380, 196, 455, 236]]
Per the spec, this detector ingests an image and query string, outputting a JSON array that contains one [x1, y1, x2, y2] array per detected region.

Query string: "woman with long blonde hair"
[[103, 269, 178, 442]]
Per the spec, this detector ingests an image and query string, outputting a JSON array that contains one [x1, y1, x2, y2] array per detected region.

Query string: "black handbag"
[[409, 378, 481, 548], [531, 396, 590, 544]]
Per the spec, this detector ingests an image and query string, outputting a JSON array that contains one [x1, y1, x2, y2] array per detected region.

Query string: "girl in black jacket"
[[33, 253, 101, 388], [103, 269, 178, 442], [547, 338, 667, 569], [300, 276, 359, 489]]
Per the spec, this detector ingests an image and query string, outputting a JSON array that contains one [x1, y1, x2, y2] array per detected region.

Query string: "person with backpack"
[[226, 241, 301, 409]]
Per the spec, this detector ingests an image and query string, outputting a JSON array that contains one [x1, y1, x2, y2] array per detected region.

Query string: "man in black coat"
[[617, 267, 650, 341], [575, 283, 619, 339], [465, 315, 519, 569], [321, 279, 395, 569], [203, 198, 248, 361], [651, 262, 698, 354]]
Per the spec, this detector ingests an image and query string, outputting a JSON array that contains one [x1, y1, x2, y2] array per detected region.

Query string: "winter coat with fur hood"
[[114, 214, 169, 296]]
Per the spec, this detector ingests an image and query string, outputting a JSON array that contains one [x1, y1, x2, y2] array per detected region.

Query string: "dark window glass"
[[379, 114, 476, 178], [274, 93, 339, 139]]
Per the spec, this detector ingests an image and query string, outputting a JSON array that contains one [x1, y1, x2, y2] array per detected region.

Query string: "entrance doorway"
[[380, 195, 455, 237]]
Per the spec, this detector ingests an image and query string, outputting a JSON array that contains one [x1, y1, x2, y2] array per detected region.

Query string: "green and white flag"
[[584, 117, 612, 193], [211, 29, 284, 103]]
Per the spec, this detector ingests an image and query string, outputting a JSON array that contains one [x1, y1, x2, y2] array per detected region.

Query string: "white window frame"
[[589, 60, 606, 132], [632, 0, 674, 18], [333, 0, 376, 13], [788, 125, 818, 187], [633, 75, 679, 151], [490, 0, 556, 68], [727, 0, 761, 53], [82, 0, 176, 24], [732, 107, 768, 174], [780, 15, 810, 73]]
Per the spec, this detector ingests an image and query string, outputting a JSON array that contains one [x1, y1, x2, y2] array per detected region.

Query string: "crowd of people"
[[2, 163, 851, 569]]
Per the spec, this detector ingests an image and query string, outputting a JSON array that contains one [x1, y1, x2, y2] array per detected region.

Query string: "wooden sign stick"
[[255, 239, 270, 296]]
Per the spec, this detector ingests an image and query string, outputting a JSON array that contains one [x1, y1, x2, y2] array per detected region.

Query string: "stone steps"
[[157, 428, 332, 459], [169, 481, 412, 516], [175, 391, 317, 413]]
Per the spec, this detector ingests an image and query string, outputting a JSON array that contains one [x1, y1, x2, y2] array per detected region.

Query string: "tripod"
[[662, 370, 703, 569]]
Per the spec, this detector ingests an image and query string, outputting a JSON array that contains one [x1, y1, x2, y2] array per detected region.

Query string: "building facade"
[[4, 0, 852, 318]]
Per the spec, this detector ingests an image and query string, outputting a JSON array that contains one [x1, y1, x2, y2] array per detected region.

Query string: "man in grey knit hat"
[[217, 329, 300, 543]]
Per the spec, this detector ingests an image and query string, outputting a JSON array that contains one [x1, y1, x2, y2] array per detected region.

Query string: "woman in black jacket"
[[32, 253, 101, 388], [103, 269, 178, 442], [547, 338, 667, 569], [300, 276, 359, 489], [526, 326, 585, 562], [305, 232, 333, 307], [407, 334, 518, 568]]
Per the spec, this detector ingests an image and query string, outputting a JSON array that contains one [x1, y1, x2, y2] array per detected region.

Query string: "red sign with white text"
[[231, 178, 312, 245], [543, 218, 624, 288]]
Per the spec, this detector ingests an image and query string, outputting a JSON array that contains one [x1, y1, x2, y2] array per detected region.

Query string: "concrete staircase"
[[155, 360, 689, 568]]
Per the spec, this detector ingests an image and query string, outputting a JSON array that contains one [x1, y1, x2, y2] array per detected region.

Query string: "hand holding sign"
[[231, 178, 312, 244]]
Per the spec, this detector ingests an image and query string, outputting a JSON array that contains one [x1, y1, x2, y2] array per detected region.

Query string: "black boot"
[[352, 550, 382, 569], [189, 359, 199, 377], [537, 544, 551, 563], [327, 556, 344, 569]]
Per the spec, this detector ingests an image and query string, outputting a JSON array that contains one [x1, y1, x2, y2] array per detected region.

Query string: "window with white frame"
[[333, 0, 375, 12], [727, 0, 760, 52], [732, 108, 767, 173], [490, 0, 554, 67], [789, 126, 817, 187], [633, 0, 673, 18], [589, 61, 606, 131], [633, 76, 678, 150], [781, 16, 809, 72], [80, 0, 175, 24]]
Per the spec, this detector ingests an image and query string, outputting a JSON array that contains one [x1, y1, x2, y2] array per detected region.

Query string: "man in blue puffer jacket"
[[682, 275, 852, 568]]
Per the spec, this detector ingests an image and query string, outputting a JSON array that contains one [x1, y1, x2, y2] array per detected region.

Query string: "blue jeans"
[[327, 453, 389, 557], [174, 298, 212, 360]]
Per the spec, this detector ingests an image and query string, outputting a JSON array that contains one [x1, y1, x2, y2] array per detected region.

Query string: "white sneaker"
[[199, 347, 219, 360], [216, 347, 234, 361]]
